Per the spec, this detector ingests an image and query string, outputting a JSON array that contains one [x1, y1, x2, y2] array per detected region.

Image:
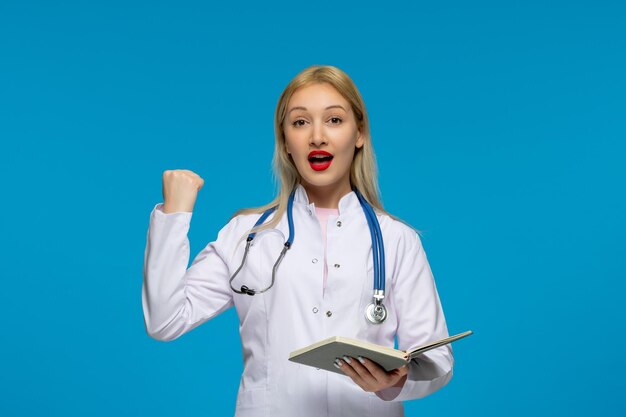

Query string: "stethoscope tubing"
[[230, 187, 387, 324], [247, 192, 296, 247], [354, 188, 385, 293]]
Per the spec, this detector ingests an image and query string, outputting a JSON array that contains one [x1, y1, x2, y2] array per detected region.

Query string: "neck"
[[301, 181, 352, 209]]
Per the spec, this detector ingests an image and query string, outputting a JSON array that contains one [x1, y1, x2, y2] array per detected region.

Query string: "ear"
[[355, 130, 364, 149]]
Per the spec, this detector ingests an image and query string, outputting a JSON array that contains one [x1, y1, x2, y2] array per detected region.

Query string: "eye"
[[292, 119, 307, 127], [329, 117, 342, 125]]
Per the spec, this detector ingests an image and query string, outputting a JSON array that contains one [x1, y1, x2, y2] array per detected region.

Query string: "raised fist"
[[161, 169, 204, 213]]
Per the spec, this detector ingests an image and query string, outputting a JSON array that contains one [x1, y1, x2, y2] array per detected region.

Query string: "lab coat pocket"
[[235, 387, 269, 417], [368, 393, 403, 417]]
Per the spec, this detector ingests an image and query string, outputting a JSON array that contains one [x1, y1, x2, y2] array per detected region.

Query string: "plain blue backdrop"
[[1, 1, 624, 416]]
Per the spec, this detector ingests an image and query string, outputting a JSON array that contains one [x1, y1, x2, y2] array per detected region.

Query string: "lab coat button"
[[312, 307, 319, 313], [334, 263, 340, 268], [326, 311, 332, 317], [312, 258, 318, 264], [336, 220, 342, 227]]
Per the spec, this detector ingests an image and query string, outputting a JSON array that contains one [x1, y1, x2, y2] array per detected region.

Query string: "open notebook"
[[288, 330, 473, 375]]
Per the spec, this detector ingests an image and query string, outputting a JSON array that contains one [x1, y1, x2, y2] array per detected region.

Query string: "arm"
[[375, 229, 454, 401], [141, 203, 236, 341]]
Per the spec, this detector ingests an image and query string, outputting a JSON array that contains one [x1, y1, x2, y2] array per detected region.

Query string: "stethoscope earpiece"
[[240, 286, 256, 296]]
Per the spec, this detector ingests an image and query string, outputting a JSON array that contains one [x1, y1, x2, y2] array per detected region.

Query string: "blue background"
[[1, 1, 624, 416]]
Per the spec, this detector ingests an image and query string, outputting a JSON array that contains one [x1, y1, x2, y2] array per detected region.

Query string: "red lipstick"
[[308, 150, 334, 171]]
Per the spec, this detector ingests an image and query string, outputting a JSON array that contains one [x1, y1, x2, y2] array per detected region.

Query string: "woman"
[[142, 65, 454, 417]]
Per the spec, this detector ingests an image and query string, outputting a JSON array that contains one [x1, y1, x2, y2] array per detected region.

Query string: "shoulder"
[[218, 212, 263, 237], [208, 212, 265, 262], [377, 211, 424, 254]]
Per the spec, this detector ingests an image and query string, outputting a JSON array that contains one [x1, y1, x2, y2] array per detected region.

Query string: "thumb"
[[396, 364, 409, 376]]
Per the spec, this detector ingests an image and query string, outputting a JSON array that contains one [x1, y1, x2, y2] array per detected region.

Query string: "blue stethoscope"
[[229, 187, 388, 324]]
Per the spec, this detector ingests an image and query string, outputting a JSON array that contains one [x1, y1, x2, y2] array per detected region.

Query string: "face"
[[283, 82, 364, 195]]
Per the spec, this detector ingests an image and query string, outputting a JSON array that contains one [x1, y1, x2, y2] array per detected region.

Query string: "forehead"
[[288, 82, 350, 110]]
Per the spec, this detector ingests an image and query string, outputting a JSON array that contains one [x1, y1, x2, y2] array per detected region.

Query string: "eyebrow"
[[288, 105, 347, 114]]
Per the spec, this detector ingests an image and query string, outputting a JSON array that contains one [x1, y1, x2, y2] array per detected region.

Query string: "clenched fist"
[[161, 169, 204, 213]]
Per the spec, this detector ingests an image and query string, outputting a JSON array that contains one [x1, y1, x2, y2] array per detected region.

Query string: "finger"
[[396, 364, 409, 377], [339, 357, 379, 392], [358, 358, 411, 390], [383, 365, 408, 386], [356, 357, 410, 390], [334, 358, 366, 387], [356, 356, 390, 382], [341, 356, 377, 382]]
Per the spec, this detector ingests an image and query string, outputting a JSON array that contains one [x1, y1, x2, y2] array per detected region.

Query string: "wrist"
[[163, 202, 193, 214]]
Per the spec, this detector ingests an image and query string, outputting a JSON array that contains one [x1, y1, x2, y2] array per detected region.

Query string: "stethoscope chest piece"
[[365, 300, 387, 324]]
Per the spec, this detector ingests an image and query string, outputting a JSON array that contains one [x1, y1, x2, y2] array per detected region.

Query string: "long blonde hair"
[[232, 65, 399, 235]]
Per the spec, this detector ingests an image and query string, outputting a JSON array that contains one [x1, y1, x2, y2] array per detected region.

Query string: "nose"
[[310, 122, 327, 147]]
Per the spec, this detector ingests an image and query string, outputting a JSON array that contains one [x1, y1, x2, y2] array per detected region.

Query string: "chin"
[[301, 176, 345, 191]]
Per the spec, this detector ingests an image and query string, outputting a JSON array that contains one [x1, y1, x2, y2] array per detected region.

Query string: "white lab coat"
[[142, 184, 454, 417]]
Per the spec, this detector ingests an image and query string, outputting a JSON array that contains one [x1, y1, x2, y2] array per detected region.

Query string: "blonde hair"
[[232, 65, 406, 237]]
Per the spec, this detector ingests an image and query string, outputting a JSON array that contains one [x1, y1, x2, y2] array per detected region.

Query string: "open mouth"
[[308, 151, 334, 171]]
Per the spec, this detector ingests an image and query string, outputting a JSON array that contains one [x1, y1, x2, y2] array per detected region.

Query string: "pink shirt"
[[314, 206, 339, 292]]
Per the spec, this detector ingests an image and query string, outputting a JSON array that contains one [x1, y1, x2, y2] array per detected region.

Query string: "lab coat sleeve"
[[141, 202, 236, 341], [375, 229, 454, 402]]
